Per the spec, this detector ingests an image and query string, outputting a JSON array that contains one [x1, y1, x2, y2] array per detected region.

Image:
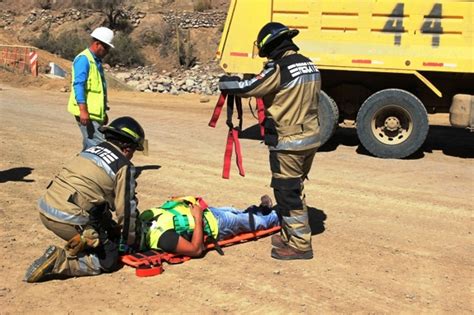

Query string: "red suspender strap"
[[256, 98, 265, 137], [222, 129, 234, 179], [222, 128, 245, 179], [208, 93, 227, 128], [209, 93, 245, 179], [232, 128, 245, 177]]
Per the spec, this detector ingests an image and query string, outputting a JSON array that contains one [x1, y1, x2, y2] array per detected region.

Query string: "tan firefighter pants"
[[269, 148, 317, 251], [39, 213, 102, 276]]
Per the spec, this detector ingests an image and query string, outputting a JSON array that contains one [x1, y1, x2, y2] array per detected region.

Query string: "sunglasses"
[[99, 41, 111, 51]]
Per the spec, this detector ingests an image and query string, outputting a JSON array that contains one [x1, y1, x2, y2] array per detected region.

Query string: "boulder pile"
[[162, 10, 226, 29], [111, 62, 224, 95], [22, 8, 93, 25], [0, 10, 15, 29], [21, 8, 146, 28]]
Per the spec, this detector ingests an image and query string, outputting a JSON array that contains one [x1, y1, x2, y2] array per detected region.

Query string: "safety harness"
[[208, 93, 266, 179], [138, 196, 221, 253]]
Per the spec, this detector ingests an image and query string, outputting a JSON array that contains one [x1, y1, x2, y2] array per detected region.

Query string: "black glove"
[[106, 220, 122, 241], [263, 118, 278, 146]]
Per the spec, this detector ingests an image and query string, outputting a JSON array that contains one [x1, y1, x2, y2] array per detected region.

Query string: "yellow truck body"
[[217, 0, 474, 158]]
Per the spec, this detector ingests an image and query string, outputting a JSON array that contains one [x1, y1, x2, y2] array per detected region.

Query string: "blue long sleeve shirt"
[[72, 49, 107, 105]]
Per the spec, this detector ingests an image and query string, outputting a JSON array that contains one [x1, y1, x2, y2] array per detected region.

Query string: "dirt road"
[[0, 84, 472, 313]]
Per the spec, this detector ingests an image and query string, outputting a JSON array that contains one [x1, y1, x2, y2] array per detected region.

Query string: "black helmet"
[[256, 22, 299, 58], [99, 116, 145, 151]]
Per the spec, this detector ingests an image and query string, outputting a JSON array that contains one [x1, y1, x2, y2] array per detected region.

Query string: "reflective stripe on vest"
[[67, 49, 106, 122]]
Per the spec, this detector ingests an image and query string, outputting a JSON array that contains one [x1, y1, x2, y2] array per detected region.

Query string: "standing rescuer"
[[67, 26, 114, 151], [219, 22, 321, 260], [24, 116, 145, 283]]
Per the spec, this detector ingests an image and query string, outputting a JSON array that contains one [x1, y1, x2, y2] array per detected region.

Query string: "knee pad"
[[272, 177, 303, 216]]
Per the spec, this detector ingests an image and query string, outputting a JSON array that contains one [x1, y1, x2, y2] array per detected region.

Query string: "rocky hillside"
[[0, 0, 230, 94]]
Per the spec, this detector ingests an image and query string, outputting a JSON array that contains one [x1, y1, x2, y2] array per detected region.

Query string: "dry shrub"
[[103, 32, 145, 67], [140, 23, 173, 48], [55, 31, 89, 60], [194, 0, 212, 12], [37, 0, 52, 9], [32, 29, 88, 61]]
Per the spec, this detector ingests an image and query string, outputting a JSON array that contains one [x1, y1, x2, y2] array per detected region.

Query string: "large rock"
[[115, 72, 131, 81], [127, 80, 140, 88], [185, 79, 195, 87], [137, 82, 150, 92], [157, 84, 166, 92]]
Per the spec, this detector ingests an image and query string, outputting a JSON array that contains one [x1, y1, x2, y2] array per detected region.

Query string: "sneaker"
[[271, 234, 286, 249], [24, 245, 59, 283], [259, 195, 273, 208], [271, 244, 313, 260]]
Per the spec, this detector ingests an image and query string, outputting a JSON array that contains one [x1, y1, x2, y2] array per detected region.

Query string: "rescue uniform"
[[38, 141, 139, 276], [219, 50, 321, 252]]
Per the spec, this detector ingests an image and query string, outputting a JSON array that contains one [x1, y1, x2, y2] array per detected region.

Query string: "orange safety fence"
[[0, 45, 38, 76]]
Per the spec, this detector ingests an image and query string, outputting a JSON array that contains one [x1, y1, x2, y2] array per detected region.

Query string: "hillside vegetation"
[[0, 0, 229, 73]]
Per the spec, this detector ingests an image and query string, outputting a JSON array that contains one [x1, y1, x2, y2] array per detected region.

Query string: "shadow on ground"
[[422, 125, 474, 158], [135, 165, 161, 178], [241, 123, 474, 159], [308, 207, 326, 236], [0, 167, 35, 183]]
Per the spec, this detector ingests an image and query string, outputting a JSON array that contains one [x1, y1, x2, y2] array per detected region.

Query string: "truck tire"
[[319, 90, 339, 146], [356, 89, 429, 158]]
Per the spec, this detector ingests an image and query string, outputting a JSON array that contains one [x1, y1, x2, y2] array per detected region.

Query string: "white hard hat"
[[90, 27, 115, 48]]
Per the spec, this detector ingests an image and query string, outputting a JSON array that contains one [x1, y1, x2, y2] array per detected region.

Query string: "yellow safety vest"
[[140, 196, 219, 251], [67, 49, 106, 122]]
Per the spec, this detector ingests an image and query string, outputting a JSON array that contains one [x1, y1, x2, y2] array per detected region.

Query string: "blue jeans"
[[209, 206, 280, 240], [78, 120, 104, 151]]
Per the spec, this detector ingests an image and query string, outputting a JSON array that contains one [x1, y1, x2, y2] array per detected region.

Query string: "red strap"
[[209, 93, 245, 179], [256, 98, 265, 137], [208, 93, 227, 128], [222, 129, 234, 179], [196, 197, 209, 210], [232, 129, 245, 177], [222, 128, 245, 179]]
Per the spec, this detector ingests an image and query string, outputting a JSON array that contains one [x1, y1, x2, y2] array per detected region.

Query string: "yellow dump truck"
[[217, 0, 473, 158]]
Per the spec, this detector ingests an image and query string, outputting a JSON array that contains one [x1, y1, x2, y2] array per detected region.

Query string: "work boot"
[[24, 245, 60, 283], [271, 234, 286, 249], [271, 244, 313, 260]]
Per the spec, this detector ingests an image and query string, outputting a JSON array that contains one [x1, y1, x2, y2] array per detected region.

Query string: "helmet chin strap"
[[267, 38, 299, 60], [122, 147, 136, 160]]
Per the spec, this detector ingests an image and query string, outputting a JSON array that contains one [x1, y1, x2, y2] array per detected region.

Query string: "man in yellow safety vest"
[[67, 26, 114, 150]]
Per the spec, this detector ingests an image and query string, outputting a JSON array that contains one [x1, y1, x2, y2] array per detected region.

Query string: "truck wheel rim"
[[371, 105, 413, 145]]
